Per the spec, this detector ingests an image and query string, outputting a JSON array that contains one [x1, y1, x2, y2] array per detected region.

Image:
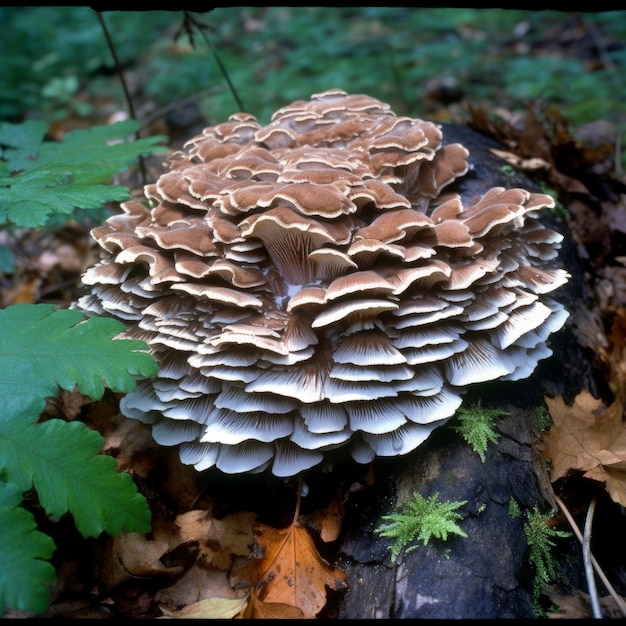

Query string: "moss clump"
[[375, 492, 467, 563], [524, 506, 571, 615], [452, 401, 509, 462], [508, 497, 522, 519], [535, 405, 552, 432]]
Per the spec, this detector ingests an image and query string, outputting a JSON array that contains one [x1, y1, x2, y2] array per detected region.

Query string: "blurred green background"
[[1, 7, 624, 137]]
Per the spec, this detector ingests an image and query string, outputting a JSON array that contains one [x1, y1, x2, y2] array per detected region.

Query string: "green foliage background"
[[1, 7, 624, 134]]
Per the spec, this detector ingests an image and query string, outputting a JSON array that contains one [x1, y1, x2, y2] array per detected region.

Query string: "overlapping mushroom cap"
[[76, 89, 570, 476]]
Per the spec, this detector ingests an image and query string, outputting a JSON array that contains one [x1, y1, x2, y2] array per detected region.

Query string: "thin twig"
[[96, 12, 137, 122], [583, 496, 601, 618], [555, 495, 626, 618], [95, 10, 148, 186], [180, 11, 245, 112]]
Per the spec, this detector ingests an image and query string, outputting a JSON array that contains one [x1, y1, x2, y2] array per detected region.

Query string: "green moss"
[[524, 506, 571, 616], [535, 405, 553, 433], [500, 163, 516, 177], [508, 497, 522, 519], [452, 401, 509, 462], [375, 492, 467, 564]]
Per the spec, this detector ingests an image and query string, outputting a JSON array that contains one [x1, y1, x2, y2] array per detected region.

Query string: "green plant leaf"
[[0, 303, 156, 616], [0, 166, 132, 227], [0, 244, 15, 273], [0, 119, 166, 228], [0, 119, 48, 169], [0, 480, 56, 617], [0, 409, 151, 538], [0, 303, 158, 416], [35, 120, 163, 170]]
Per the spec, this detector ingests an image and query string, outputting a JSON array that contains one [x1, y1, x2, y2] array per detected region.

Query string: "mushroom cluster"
[[76, 89, 569, 477]]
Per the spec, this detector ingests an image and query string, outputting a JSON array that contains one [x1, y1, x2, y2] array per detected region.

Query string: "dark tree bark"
[[324, 122, 606, 619]]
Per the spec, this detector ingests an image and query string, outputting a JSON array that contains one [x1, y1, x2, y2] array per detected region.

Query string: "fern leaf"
[[36, 120, 164, 171], [0, 481, 56, 617], [524, 506, 571, 611], [0, 303, 156, 615], [0, 165, 131, 227], [0, 411, 152, 538], [0, 303, 158, 415], [0, 119, 166, 228], [0, 119, 48, 170]]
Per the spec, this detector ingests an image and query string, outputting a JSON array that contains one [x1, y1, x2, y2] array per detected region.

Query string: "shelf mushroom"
[[76, 89, 570, 477]]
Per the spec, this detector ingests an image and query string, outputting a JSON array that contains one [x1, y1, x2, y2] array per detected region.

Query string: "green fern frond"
[[0, 304, 158, 616], [0, 119, 166, 228], [535, 406, 552, 432], [508, 497, 522, 519]]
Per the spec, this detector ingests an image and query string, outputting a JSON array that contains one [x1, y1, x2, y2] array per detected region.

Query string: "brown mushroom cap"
[[76, 89, 570, 476]]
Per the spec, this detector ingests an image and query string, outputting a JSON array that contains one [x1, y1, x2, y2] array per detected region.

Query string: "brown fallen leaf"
[[241, 521, 347, 618], [488, 147, 550, 172], [99, 531, 183, 591], [240, 591, 304, 619], [468, 102, 591, 195], [156, 565, 248, 618], [546, 585, 590, 619], [159, 595, 248, 619], [546, 585, 626, 619], [44, 387, 93, 421], [543, 391, 626, 506], [2, 276, 40, 305], [175, 509, 256, 570], [300, 490, 346, 543]]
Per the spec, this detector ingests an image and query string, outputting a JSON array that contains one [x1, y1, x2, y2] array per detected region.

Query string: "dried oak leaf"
[[156, 565, 248, 619], [241, 593, 304, 620], [175, 509, 256, 570], [300, 491, 346, 543], [241, 521, 347, 618], [159, 595, 248, 619], [546, 585, 626, 620], [543, 391, 626, 506]]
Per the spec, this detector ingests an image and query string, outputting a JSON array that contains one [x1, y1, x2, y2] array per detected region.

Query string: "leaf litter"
[[543, 391, 626, 508]]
